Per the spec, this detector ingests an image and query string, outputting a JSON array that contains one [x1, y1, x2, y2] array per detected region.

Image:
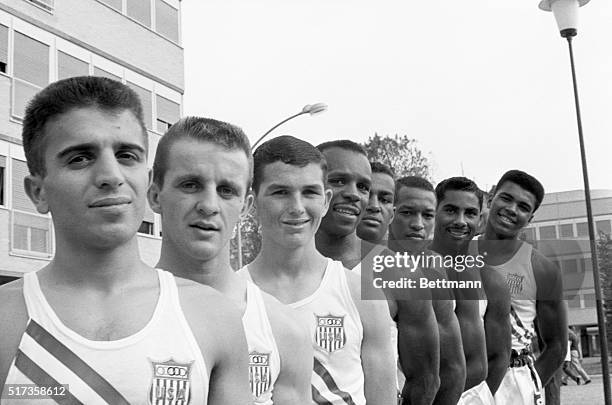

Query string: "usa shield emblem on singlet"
[[249, 352, 271, 398], [149, 359, 193, 405], [315, 315, 346, 352]]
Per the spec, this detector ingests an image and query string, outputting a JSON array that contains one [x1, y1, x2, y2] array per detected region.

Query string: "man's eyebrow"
[[56, 143, 96, 160], [116, 142, 146, 154]]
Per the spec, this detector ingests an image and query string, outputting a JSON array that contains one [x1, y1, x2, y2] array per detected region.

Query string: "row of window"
[[97, 0, 180, 43], [567, 292, 597, 309], [522, 219, 612, 240], [0, 18, 181, 133]]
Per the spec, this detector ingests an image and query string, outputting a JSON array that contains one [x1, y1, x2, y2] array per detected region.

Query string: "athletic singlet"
[[4, 269, 208, 405], [479, 299, 488, 324], [241, 280, 281, 405], [241, 259, 365, 405], [486, 242, 537, 351]]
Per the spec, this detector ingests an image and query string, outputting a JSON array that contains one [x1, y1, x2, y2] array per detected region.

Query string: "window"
[[98, 0, 122, 10], [562, 259, 579, 274], [127, 0, 152, 28], [12, 31, 49, 117], [156, 0, 179, 42], [577, 222, 589, 237], [0, 24, 7, 74], [93, 67, 121, 82], [12, 159, 36, 213], [581, 258, 593, 273], [539, 225, 557, 239], [12, 211, 52, 255], [596, 220, 611, 236], [128, 81, 152, 129], [559, 224, 574, 238], [25, 0, 54, 12], [584, 293, 596, 308], [156, 95, 180, 133], [58, 51, 89, 80], [0, 156, 5, 206], [138, 221, 154, 235], [568, 294, 581, 308]]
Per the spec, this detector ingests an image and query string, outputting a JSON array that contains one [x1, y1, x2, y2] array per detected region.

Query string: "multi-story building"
[[521, 189, 612, 357], [0, 0, 182, 282]]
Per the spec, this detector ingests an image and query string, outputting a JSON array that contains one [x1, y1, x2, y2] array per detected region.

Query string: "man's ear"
[[389, 206, 396, 224], [322, 188, 333, 216], [24, 175, 49, 214], [147, 181, 162, 214], [241, 193, 254, 220]]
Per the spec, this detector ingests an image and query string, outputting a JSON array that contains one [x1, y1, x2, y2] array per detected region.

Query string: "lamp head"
[[539, 0, 590, 38], [302, 103, 328, 116]]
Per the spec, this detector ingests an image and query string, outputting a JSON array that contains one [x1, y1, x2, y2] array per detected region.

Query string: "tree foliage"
[[362, 133, 431, 179], [230, 213, 261, 270]]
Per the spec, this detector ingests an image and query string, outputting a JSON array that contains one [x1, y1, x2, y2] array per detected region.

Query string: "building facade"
[[521, 189, 612, 357], [0, 0, 182, 280]]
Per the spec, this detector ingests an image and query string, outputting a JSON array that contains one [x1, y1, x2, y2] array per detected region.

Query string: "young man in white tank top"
[[389, 176, 465, 405], [313, 141, 441, 405], [241, 136, 396, 405], [147, 118, 312, 405], [430, 177, 511, 405], [480, 170, 567, 405], [0, 77, 250, 404]]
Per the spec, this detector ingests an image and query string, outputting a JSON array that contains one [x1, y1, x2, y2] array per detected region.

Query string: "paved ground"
[[561, 375, 609, 405]]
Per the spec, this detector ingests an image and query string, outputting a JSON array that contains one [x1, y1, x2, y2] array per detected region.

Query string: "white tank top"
[[242, 281, 281, 405], [292, 259, 365, 405], [4, 269, 208, 405], [487, 242, 537, 351]]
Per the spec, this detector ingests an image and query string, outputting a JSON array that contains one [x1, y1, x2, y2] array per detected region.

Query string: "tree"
[[230, 212, 261, 270], [362, 133, 431, 179]]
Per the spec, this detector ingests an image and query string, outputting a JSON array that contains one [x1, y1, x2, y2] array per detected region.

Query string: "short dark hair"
[[22, 76, 146, 176], [435, 177, 483, 210], [316, 139, 367, 157], [253, 135, 327, 193], [153, 117, 252, 188], [395, 176, 434, 202], [370, 161, 395, 179], [494, 169, 545, 212]]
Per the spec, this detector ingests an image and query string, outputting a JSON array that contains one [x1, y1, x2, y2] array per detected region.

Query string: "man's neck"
[[45, 236, 147, 291], [252, 238, 327, 279], [430, 238, 469, 257], [315, 229, 361, 268], [157, 240, 236, 296]]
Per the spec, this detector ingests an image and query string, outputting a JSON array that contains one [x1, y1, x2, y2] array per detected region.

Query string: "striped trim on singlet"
[[14, 320, 130, 404]]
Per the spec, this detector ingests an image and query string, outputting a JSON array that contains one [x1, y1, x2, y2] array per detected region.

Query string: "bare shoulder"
[[531, 247, 561, 280], [0, 279, 28, 386], [174, 275, 243, 324], [0, 279, 27, 333], [481, 265, 509, 295]]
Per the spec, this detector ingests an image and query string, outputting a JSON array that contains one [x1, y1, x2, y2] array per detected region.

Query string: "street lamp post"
[[540, 1, 610, 403], [235, 102, 328, 268]]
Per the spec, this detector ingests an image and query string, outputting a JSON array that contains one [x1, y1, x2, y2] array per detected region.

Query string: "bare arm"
[[481, 266, 511, 394], [432, 300, 465, 405], [0, 280, 28, 389], [347, 270, 397, 405], [396, 292, 440, 405], [179, 283, 252, 405], [533, 251, 568, 386], [266, 298, 313, 405]]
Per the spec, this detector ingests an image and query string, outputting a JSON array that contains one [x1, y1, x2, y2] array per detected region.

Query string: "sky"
[[181, 0, 611, 193]]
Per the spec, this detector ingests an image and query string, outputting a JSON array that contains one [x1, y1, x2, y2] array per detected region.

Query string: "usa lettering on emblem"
[[249, 352, 271, 399], [315, 315, 346, 352], [149, 359, 193, 405]]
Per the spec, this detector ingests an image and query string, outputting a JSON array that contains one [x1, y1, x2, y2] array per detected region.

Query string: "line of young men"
[[0, 76, 567, 405], [356, 163, 568, 405]]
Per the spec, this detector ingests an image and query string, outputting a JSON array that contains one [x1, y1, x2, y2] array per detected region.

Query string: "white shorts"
[[494, 365, 545, 405], [458, 380, 495, 405]]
